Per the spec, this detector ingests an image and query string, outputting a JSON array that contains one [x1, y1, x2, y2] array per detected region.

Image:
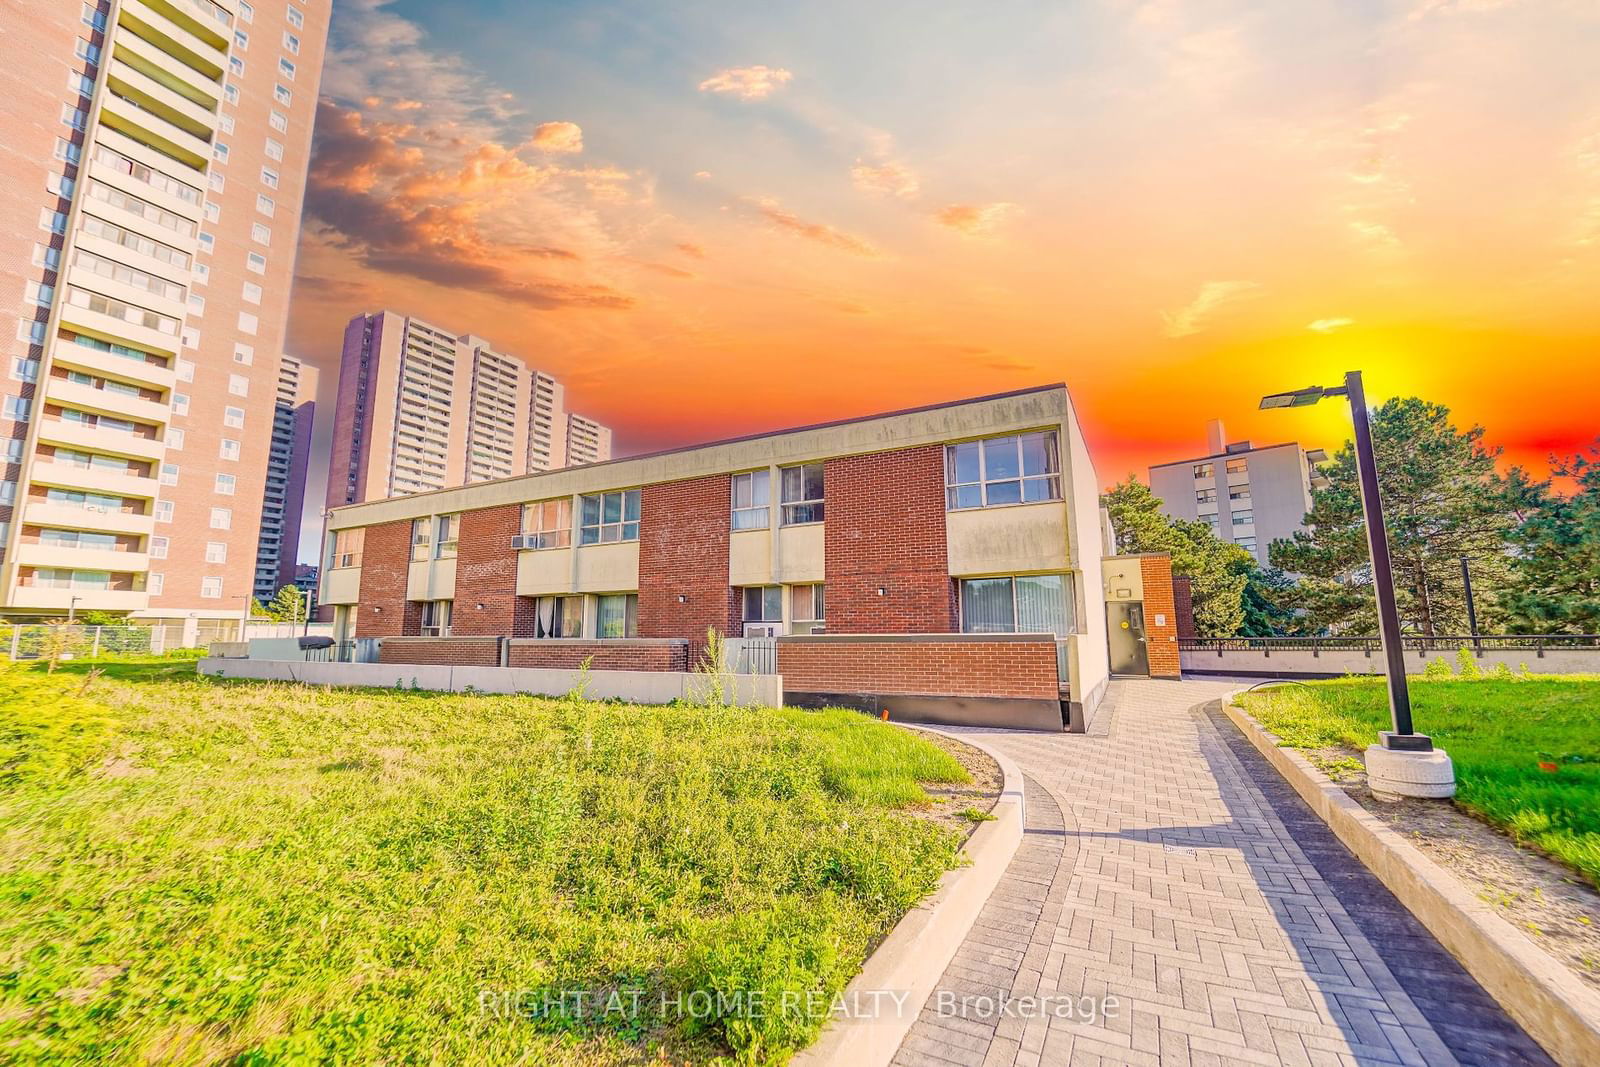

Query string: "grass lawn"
[[0, 658, 972, 1065], [1236, 675, 1600, 888]]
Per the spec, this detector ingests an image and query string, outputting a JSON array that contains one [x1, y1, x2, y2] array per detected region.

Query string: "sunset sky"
[[288, 0, 1600, 546]]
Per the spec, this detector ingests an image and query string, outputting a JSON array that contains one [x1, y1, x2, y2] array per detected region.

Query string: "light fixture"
[[677, 594, 688, 603], [877, 586, 887, 597], [1258, 385, 1338, 410], [475, 602, 485, 611]]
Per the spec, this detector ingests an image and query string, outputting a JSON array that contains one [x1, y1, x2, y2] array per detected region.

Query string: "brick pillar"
[[355, 519, 415, 637], [638, 474, 737, 645], [1171, 575, 1196, 640], [824, 446, 956, 633], [1139, 554, 1182, 677]]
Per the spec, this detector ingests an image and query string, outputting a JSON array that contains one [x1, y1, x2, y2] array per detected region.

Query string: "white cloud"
[[1307, 317, 1355, 332], [851, 160, 920, 199], [1161, 280, 1263, 338], [698, 66, 794, 100]]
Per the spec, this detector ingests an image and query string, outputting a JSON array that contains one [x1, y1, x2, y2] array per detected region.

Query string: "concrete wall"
[[1181, 647, 1600, 677], [196, 657, 782, 707]]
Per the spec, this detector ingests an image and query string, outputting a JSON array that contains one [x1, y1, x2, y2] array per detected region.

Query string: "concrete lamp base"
[[1366, 743, 1457, 799]]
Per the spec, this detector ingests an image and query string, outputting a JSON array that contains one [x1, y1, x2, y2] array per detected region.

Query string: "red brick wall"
[[356, 520, 417, 637], [1139, 555, 1182, 677], [823, 446, 956, 633], [638, 475, 737, 643], [1171, 575, 1196, 641], [777, 637, 1060, 699], [378, 636, 502, 666], [507, 639, 690, 672], [451, 504, 536, 637]]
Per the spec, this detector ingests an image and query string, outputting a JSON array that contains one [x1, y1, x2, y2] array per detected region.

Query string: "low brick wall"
[[506, 639, 690, 672], [378, 636, 503, 667], [777, 634, 1061, 700]]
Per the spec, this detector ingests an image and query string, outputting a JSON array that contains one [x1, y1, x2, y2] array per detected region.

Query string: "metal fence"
[[3, 621, 335, 661], [724, 636, 778, 675], [1179, 634, 1600, 657]]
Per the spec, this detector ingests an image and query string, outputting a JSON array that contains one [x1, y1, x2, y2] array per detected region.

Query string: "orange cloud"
[[851, 160, 920, 199], [530, 120, 584, 153], [934, 202, 1018, 236], [749, 197, 878, 256], [698, 66, 794, 100]]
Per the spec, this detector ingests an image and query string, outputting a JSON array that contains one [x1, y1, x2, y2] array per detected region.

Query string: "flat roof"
[[1148, 439, 1314, 472]]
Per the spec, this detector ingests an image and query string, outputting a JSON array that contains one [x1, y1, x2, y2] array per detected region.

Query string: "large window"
[[959, 574, 1074, 636], [742, 586, 783, 623], [410, 518, 431, 561], [1193, 462, 1214, 479], [434, 514, 460, 559], [791, 584, 825, 630], [530, 595, 582, 638], [731, 470, 770, 530], [945, 431, 1061, 510], [596, 593, 638, 638], [1232, 510, 1254, 526], [780, 463, 824, 525], [1225, 458, 1248, 475], [332, 527, 363, 568], [419, 600, 451, 637], [580, 490, 639, 544], [520, 498, 571, 548]]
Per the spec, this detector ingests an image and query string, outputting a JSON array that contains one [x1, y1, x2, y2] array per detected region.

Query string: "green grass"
[[0, 659, 970, 1065], [1237, 675, 1600, 888]]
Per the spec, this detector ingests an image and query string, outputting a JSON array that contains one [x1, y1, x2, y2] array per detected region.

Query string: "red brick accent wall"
[[638, 475, 737, 643], [1171, 575, 1196, 641], [777, 637, 1060, 699], [823, 446, 956, 633], [451, 504, 536, 636], [356, 520, 418, 637], [1139, 555, 1182, 677], [507, 640, 690, 672], [378, 636, 503, 666]]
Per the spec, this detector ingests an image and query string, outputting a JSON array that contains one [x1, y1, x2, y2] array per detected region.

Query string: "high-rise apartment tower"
[[251, 352, 314, 601]]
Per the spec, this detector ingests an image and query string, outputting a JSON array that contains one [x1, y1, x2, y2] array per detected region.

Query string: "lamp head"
[[1259, 386, 1326, 410]]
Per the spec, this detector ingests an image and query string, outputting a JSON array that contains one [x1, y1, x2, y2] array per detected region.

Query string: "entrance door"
[[1107, 602, 1150, 676]]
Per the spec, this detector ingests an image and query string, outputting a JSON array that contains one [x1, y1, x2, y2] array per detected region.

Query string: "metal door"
[[1107, 602, 1150, 676]]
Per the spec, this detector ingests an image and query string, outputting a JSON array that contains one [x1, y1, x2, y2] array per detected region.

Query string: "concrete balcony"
[[116, 0, 228, 77], [107, 58, 218, 141], [98, 92, 212, 172], [14, 543, 150, 574], [74, 233, 194, 295], [57, 300, 181, 358], [7, 586, 149, 613], [34, 419, 166, 463], [44, 378, 169, 429], [112, 28, 223, 110], [59, 267, 186, 325], [22, 501, 156, 538], [27, 461, 160, 501], [49, 337, 178, 392]]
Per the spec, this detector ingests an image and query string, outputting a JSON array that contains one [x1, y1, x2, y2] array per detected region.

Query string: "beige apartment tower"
[[326, 311, 612, 508], [0, 0, 328, 619]]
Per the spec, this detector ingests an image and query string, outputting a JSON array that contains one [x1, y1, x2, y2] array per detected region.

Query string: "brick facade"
[[451, 503, 536, 636], [1139, 555, 1182, 677], [638, 474, 738, 643], [777, 636, 1060, 700], [378, 636, 502, 666], [1171, 575, 1196, 640], [356, 519, 417, 638], [823, 446, 956, 633], [507, 639, 690, 672]]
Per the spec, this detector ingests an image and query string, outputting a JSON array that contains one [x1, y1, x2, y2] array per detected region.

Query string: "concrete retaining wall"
[[1182, 647, 1600, 677], [196, 658, 782, 707]]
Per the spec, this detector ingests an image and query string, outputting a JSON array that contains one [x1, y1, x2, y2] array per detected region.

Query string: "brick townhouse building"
[[319, 385, 1182, 725]]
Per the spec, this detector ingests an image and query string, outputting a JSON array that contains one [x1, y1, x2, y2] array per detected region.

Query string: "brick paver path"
[[894, 679, 1553, 1067]]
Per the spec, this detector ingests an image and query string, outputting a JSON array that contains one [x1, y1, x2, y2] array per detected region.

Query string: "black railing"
[[1179, 635, 1600, 658]]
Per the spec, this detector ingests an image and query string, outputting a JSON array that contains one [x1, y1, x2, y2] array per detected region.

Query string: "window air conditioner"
[[510, 534, 538, 549], [743, 623, 781, 638]]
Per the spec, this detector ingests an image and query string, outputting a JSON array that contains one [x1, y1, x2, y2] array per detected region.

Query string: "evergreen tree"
[[1235, 561, 1299, 637], [1102, 479, 1252, 637], [266, 585, 306, 623], [1269, 397, 1519, 636], [1501, 446, 1600, 633]]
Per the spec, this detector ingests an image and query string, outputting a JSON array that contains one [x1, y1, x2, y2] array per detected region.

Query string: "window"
[[272, 84, 291, 107], [4, 439, 21, 463], [265, 138, 284, 162], [228, 56, 243, 77], [155, 500, 174, 522], [251, 223, 270, 245], [1193, 463, 1214, 479], [201, 576, 223, 599], [3, 396, 31, 421], [159, 463, 179, 486], [214, 473, 236, 495], [82, 2, 107, 28], [218, 113, 235, 135], [1237, 537, 1258, 552], [579, 489, 639, 544], [193, 263, 209, 284], [434, 514, 460, 559], [209, 507, 232, 530], [219, 439, 240, 461], [332, 527, 364, 568], [1196, 488, 1216, 505], [269, 111, 287, 133], [233, 29, 248, 50], [205, 541, 227, 563], [213, 141, 230, 163], [228, 373, 249, 396], [199, 232, 214, 253], [945, 431, 1061, 509], [731, 469, 770, 530], [791, 584, 825, 626], [165, 427, 185, 450], [62, 104, 88, 131], [596, 593, 638, 638], [176, 359, 195, 382], [150, 536, 169, 559], [419, 600, 452, 637], [1225, 458, 1248, 475], [286, 5, 303, 29], [224, 83, 239, 105], [1232, 510, 1254, 526], [148, 572, 164, 595], [232, 343, 254, 365], [237, 311, 258, 334], [18, 320, 47, 344], [31, 244, 61, 270], [520, 498, 571, 548], [779, 463, 824, 524], [743, 586, 783, 623], [173, 393, 192, 415], [74, 39, 101, 64], [531, 595, 582, 638], [410, 517, 432, 561], [11, 358, 39, 384], [238, 1, 253, 22], [223, 406, 245, 429], [25, 282, 54, 308], [260, 167, 280, 190], [278, 57, 296, 80], [42, 209, 68, 234], [188, 294, 206, 316], [247, 251, 267, 273], [1229, 486, 1251, 502], [959, 574, 1075, 636], [0, 481, 13, 505], [256, 193, 275, 217], [68, 69, 94, 96], [53, 138, 83, 165], [204, 201, 222, 223]]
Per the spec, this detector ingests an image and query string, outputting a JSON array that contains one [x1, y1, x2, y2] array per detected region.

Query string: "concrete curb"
[[791, 726, 1025, 1067], [1221, 699, 1600, 1067]]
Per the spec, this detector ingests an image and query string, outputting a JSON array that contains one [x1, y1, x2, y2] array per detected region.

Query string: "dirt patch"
[[1309, 745, 1600, 993], [911, 731, 1004, 841]]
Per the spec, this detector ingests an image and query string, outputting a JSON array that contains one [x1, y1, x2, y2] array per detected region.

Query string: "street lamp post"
[[1260, 370, 1455, 797]]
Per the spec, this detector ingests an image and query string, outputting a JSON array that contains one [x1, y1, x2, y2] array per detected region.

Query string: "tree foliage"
[[1269, 397, 1521, 636], [258, 585, 308, 623], [1101, 479, 1252, 637], [1500, 446, 1600, 633]]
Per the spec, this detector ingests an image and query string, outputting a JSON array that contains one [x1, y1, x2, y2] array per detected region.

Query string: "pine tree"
[[1501, 447, 1600, 633], [267, 585, 306, 623]]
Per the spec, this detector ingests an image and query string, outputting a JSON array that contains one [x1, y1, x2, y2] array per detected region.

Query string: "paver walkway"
[[894, 679, 1553, 1067]]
